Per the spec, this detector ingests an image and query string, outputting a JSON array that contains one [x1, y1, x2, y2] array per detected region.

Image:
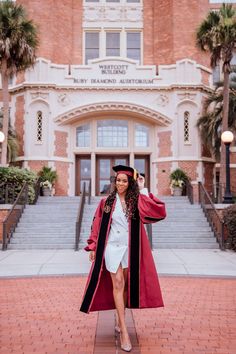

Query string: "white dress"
[[104, 194, 129, 273]]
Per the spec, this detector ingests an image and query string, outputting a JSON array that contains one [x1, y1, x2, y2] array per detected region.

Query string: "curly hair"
[[104, 175, 140, 218]]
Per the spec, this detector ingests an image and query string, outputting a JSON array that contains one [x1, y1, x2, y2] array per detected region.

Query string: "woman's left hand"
[[137, 175, 145, 190]]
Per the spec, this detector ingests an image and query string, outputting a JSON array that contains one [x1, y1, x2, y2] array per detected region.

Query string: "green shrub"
[[223, 205, 236, 251], [0, 167, 37, 204], [38, 166, 57, 184]]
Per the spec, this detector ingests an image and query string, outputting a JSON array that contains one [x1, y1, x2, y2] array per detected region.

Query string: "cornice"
[[8, 82, 213, 94]]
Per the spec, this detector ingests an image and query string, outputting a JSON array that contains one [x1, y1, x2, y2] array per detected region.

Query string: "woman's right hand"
[[89, 251, 95, 262]]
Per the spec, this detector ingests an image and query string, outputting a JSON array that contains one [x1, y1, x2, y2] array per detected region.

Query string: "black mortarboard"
[[112, 165, 135, 178]]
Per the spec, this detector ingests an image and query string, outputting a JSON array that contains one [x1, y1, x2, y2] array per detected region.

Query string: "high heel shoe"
[[115, 324, 121, 333], [120, 332, 132, 352]]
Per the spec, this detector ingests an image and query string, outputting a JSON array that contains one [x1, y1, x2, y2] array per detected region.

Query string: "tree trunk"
[[219, 69, 230, 191], [0, 59, 9, 166]]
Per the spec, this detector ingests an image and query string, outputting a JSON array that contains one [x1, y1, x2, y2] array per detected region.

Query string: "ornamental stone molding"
[[54, 102, 172, 127], [156, 94, 169, 107], [31, 91, 49, 100], [83, 5, 142, 24], [177, 92, 197, 102], [57, 93, 70, 106]]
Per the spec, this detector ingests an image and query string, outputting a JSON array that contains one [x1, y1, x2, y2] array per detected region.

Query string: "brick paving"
[[0, 276, 235, 354]]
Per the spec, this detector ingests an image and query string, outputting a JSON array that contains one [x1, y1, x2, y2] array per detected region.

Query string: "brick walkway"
[[0, 276, 235, 354]]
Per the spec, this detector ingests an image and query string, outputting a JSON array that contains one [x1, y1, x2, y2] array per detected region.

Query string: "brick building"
[[4, 0, 236, 197]]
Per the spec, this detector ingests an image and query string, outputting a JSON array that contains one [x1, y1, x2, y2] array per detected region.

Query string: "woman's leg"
[[110, 266, 131, 347]]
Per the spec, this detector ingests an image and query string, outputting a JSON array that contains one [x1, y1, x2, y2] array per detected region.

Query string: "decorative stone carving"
[[31, 92, 48, 100], [57, 93, 70, 106], [54, 102, 172, 127], [156, 94, 169, 107], [83, 5, 142, 24], [178, 92, 196, 101]]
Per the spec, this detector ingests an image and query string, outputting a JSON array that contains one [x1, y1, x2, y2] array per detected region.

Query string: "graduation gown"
[[80, 192, 166, 314]]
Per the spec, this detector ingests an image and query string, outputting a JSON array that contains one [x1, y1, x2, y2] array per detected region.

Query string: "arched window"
[[184, 111, 190, 144], [36, 111, 43, 143]]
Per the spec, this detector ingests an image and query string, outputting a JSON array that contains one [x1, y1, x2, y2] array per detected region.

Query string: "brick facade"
[[54, 161, 70, 196], [157, 162, 172, 196], [54, 131, 68, 158], [18, 0, 83, 65], [28, 161, 48, 173]]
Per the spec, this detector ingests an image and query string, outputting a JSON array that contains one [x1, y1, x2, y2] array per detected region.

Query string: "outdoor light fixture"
[[221, 130, 234, 204], [0, 131, 5, 143]]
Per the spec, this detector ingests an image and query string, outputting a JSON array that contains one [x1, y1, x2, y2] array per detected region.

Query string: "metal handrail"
[[2, 182, 28, 251], [32, 178, 41, 204], [198, 182, 225, 250], [0, 183, 19, 204], [186, 180, 194, 204], [87, 178, 91, 205], [75, 182, 86, 251]]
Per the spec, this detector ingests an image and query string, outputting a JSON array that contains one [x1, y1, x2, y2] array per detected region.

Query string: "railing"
[[75, 182, 86, 251], [207, 183, 236, 204], [146, 224, 153, 249], [32, 178, 41, 204], [87, 178, 91, 205], [186, 180, 194, 204], [0, 183, 19, 204], [198, 182, 225, 250], [2, 182, 28, 251]]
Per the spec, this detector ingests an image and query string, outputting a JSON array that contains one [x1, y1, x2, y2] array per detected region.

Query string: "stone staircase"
[[8, 197, 80, 250], [79, 196, 219, 250]]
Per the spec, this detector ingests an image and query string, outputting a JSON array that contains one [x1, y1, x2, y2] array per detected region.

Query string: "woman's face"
[[116, 173, 129, 195]]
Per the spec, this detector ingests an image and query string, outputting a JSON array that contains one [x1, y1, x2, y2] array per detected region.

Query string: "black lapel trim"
[[130, 208, 140, 308], [80, 207, 111, 313]]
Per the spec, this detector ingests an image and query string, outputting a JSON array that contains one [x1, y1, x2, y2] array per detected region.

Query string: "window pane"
[[97, 120, 128, 147], [80, 159, 91, 178], [127, 32, 141, 62], [106, 0, 119, 2], [76, 124, 90, 147], [135, 124, 149, 147], [85, 0, 99, 2], [106, 33, 120, 57], [127, 0, 140, 2], [85, 32, 99, 63]]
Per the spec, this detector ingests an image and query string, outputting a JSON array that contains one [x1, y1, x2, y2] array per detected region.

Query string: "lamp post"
[[0, 131, 5, 166], [221, 131, 234, 204]]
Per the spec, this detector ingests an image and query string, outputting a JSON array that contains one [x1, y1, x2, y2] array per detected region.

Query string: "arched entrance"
[[54, 102, 172, 196]]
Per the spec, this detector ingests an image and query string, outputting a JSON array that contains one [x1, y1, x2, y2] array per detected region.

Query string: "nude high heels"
[[120, 332, 132, 352]]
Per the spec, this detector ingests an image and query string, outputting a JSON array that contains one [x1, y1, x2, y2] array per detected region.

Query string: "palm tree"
[[196, 3, 236, 186], [0, 111, 19, 162], [0, 0, 38, 166], [197, 76, 236, 159]]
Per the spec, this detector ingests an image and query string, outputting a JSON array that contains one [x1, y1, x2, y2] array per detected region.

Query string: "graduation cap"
[[112, 165, 137, 179], [139, 173, 145, 178]]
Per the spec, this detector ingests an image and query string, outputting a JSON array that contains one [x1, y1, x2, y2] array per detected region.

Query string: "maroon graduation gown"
[[80, 193, 166, 313]]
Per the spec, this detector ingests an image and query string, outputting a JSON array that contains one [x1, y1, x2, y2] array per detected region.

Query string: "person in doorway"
[[80, 165, 166, 352]]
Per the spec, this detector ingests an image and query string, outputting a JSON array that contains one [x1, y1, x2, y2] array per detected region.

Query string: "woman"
[[80, 165, 166, 352]]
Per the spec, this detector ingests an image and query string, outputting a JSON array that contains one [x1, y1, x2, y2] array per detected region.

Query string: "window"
[[106, 32, 120, 57], [76, 124, 91, 147], [97, 120, 128, 147], [135, 124, 149, 147], [127, 0, 140, 2], [36, 111, 43, 143], [127, 32, 141, 62], [106, 0, 120, 2], [85, 32, 99, 64], [184, 111, 190, 143]]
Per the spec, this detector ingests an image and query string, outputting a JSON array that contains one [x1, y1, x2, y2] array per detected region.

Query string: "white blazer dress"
[[104, 189, 149, 274]]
